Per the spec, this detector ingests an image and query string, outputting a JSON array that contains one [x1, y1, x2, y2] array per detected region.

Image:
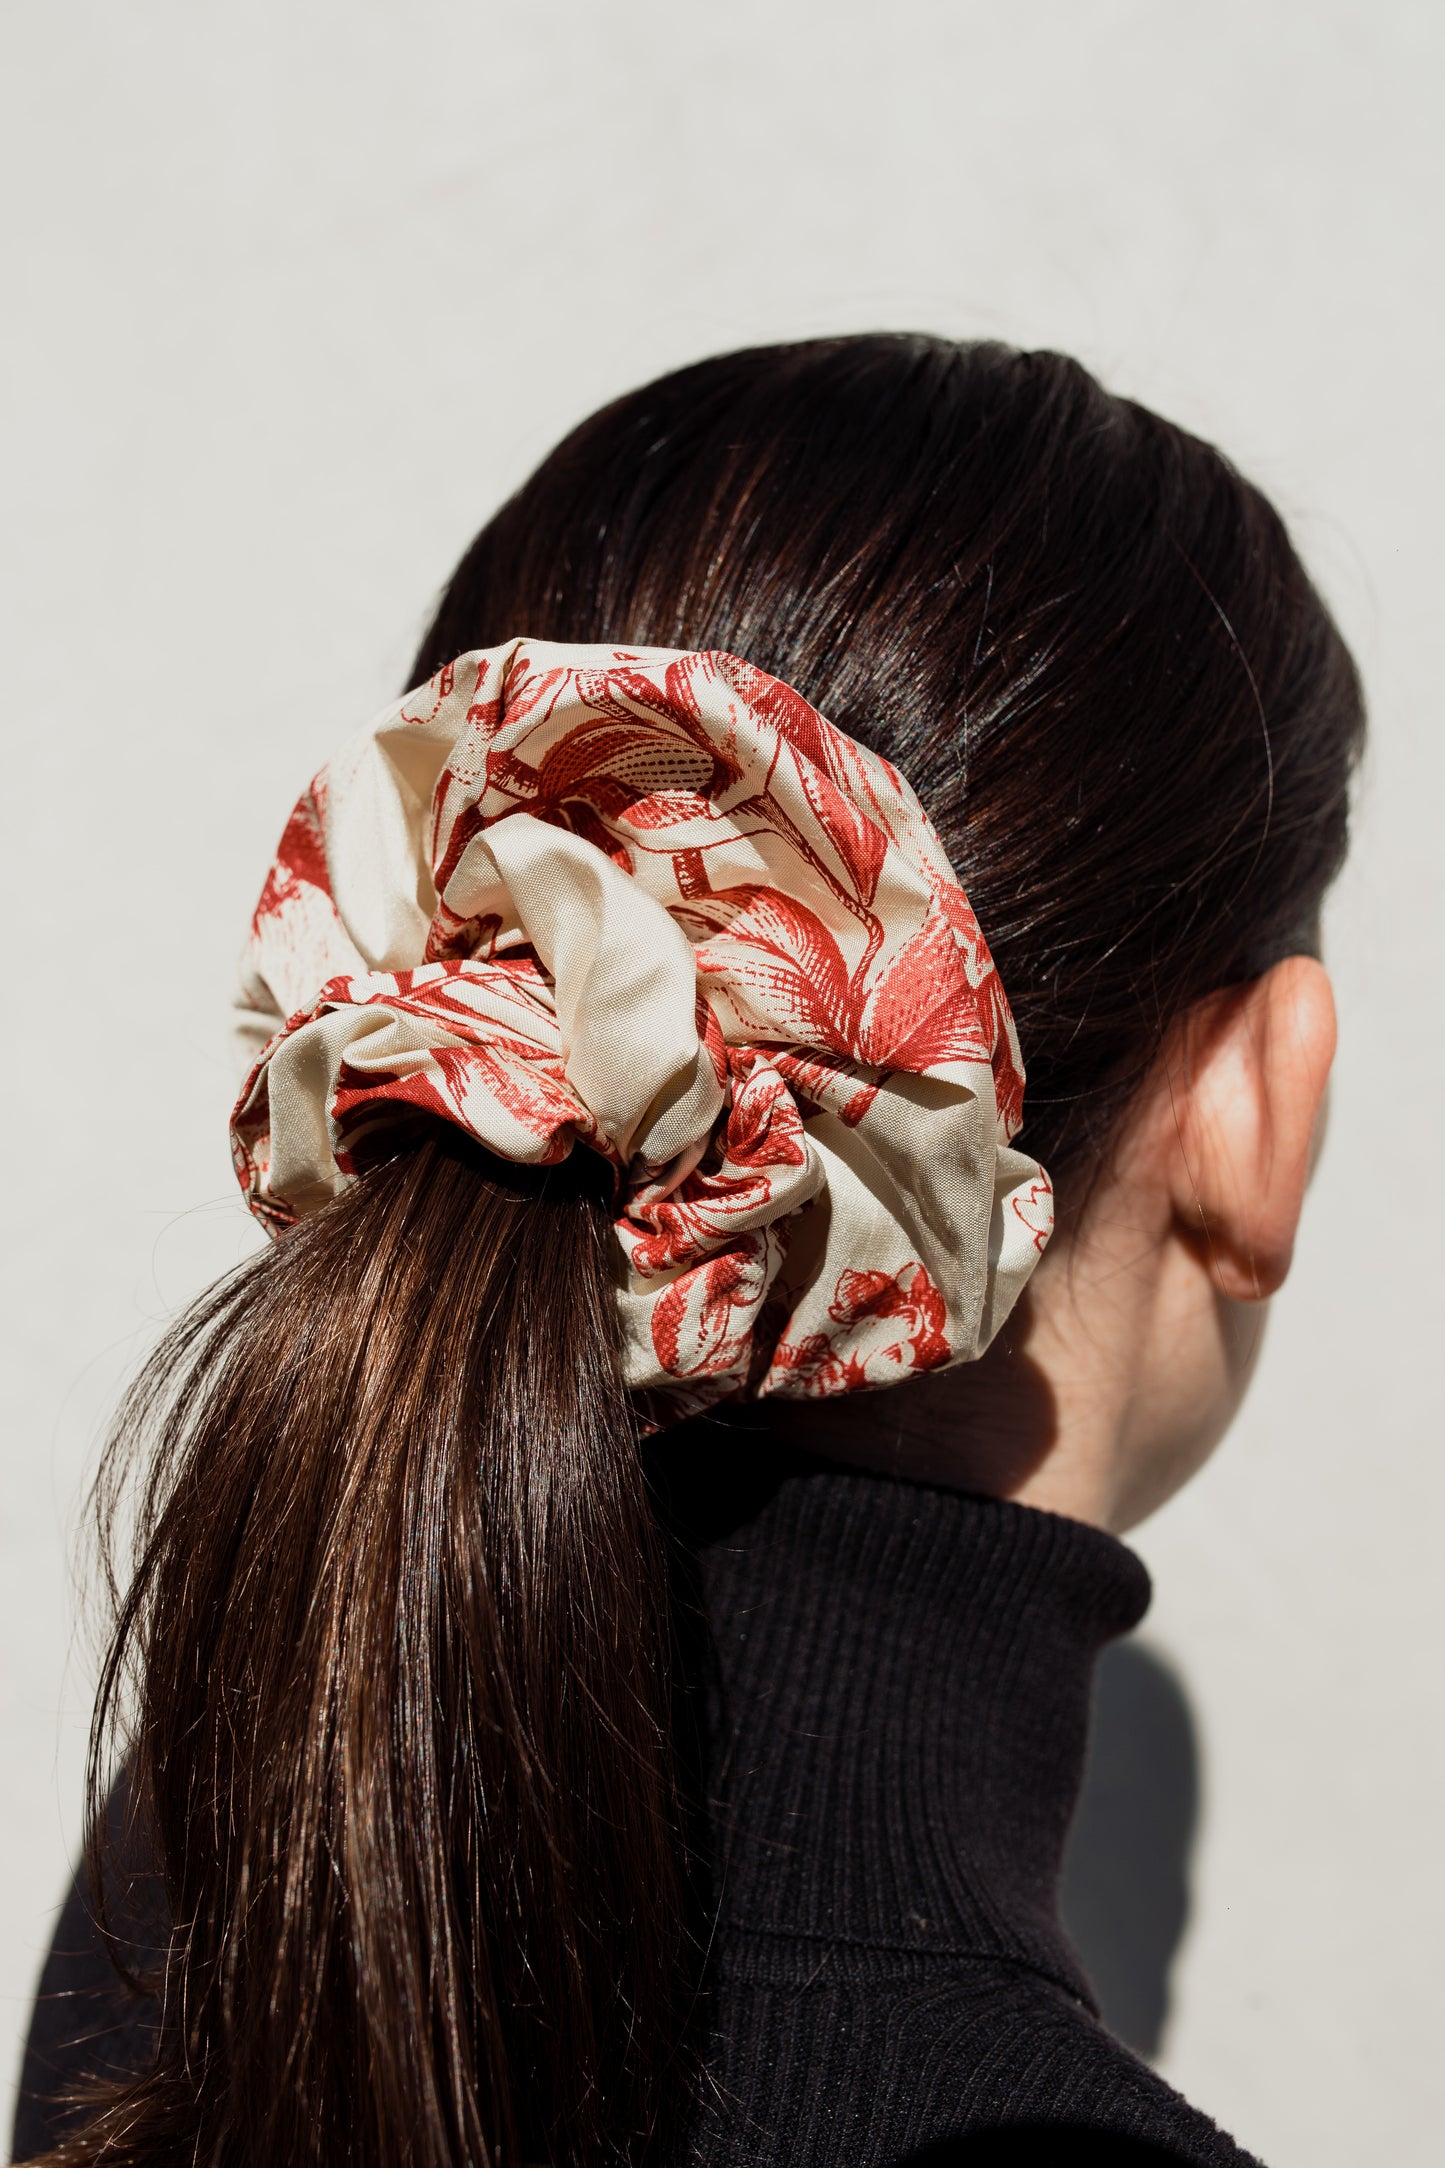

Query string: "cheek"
[[1114, 1250, 1270, 1530]]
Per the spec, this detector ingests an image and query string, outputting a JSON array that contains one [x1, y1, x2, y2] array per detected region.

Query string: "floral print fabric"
[[233, 641, 1053, 1417]]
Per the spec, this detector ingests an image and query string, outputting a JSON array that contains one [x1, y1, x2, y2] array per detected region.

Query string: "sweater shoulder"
[[691, 1951, 1261, 2168]]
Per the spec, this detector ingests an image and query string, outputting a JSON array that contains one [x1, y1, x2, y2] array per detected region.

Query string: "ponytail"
[[51, 1131, 689, 2165]]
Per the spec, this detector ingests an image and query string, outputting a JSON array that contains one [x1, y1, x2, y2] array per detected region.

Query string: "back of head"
[[419, 334, 1362, 1184], [52, 337, 1360, 2168]]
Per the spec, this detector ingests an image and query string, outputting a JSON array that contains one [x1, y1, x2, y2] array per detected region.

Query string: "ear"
[[1165, 956, 1337, 1301]]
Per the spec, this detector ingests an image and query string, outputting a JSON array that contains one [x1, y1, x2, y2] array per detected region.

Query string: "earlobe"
[[1166, 956, 1337, 1302]]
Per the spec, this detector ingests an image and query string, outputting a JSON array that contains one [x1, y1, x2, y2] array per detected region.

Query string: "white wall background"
[[1, 3, 1440, 2161]]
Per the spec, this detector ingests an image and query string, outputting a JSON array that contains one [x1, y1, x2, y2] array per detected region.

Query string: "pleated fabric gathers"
[[232, 640, 1053, 1419]]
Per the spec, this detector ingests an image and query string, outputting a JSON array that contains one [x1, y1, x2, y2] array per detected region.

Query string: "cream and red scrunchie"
[[232, 641, 1053, 1420]]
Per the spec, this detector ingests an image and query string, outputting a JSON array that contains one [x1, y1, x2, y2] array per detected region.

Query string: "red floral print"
[[232, 641, 1051, 1416], [768, 1263, 953, 1397]]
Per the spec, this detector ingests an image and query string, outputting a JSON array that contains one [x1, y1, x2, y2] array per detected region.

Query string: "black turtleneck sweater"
[[12, 1453, 1261, 2166], [662, 1448, 1260, 2165]]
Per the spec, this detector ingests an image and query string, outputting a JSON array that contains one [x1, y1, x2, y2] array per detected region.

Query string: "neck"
[[656, 1434, 1150, 2002], [776, 1204, 1258, 1536]]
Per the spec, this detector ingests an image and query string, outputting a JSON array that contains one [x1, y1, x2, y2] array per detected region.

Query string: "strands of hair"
[[36, 335, 1362, 2166], [48, 1137, 689, 2165], [415, 337, 1360, 1190]]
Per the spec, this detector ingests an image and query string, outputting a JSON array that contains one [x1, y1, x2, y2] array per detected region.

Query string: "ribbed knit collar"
[[658, 1436, 1151, 2009]]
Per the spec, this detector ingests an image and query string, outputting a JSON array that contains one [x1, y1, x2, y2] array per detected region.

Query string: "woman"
[[14, 335, 1361, 2166]]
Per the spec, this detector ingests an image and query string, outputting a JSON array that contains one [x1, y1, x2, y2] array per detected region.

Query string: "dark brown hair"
[[44, 337, 1362, 2166]]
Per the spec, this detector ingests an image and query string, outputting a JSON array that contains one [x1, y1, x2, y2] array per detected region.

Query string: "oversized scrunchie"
[[232, 641, 1053, 1419]]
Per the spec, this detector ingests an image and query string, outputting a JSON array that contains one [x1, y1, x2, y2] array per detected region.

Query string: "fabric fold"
[[232, 640, 1053, 1417]]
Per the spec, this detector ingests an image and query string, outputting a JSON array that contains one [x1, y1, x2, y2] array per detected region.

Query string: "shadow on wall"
[[1059, 1638, 1200, 2059]]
